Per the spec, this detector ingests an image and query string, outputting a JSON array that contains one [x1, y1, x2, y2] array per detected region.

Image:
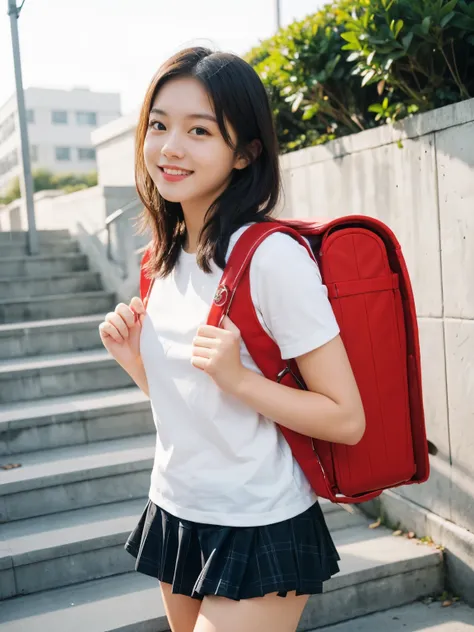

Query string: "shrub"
[[0, 169, 98, 205], [245, 0, 474, 153]]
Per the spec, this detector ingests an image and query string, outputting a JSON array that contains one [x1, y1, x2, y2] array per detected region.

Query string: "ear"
[[234, 139, 262, 171]]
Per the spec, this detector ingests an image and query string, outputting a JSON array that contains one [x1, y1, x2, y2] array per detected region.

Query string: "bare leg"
[[193, 591, 309, 632], [160, 581, 202, 632]]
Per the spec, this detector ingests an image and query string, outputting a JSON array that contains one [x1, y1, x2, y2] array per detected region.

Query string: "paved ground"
[[314, 601, 474, 631]]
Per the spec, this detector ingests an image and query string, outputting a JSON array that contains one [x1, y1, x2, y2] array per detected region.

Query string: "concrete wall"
[[279, 98, 474, 541], [92, 110, 138, 187]]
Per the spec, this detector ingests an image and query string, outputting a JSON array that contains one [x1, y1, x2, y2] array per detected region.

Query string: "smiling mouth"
[[158, 166, 194, 176]]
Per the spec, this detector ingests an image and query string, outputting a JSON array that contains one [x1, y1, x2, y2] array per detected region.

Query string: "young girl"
[[99, 47, 365, 632]]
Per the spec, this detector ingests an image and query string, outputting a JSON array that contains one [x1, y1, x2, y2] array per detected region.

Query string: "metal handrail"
[[105, 198, 142, 265]]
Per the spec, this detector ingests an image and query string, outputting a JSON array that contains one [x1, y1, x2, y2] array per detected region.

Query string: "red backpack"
[[140, 216, 430, 504]]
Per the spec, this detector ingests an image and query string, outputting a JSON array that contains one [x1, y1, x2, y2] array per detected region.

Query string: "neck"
[[181, 201, 207, 254]]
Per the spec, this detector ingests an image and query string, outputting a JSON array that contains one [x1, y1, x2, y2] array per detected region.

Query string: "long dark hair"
[[135, 46, 281, 277]]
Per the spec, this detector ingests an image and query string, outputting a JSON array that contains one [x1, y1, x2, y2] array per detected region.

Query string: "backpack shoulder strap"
[[207, 222, 314, 327], [139, 248, 153, 304]]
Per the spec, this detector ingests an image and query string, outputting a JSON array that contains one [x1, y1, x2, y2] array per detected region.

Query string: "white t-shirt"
[[140, 225, 340, 526]]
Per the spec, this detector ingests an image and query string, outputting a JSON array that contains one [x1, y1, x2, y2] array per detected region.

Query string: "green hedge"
[[0, 169, 98, 205], [245, 0, 474, 154]]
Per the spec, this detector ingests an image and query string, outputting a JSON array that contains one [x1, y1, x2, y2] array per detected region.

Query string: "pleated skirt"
[[124, 498, 340, 601]]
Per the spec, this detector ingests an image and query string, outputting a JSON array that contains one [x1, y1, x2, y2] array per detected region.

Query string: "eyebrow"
[[150, 108, 217, 123]]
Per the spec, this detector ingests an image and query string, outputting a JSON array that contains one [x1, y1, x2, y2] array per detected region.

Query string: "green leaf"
[[302, 104, 320, 120], [440, 0, 458, 18], [291, 92, 304, 112], [402, 31, 414, 50], [346, 51, 361, 62], [451, 14, 474, 30], [395, 19, 404, 37], [341, 31, 360, 44], [362, 69, 376, 86], [422, 16, 432, 33], [440, 11, 456, 27]]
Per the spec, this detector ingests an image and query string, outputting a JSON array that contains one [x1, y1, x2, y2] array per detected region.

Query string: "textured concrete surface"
[[312, 601, 474, 631], [0, 523, 443, 631]]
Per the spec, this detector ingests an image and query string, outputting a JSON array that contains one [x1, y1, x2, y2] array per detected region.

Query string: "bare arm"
[[233, 335, 365, 445], [99, 298, 150, 398]]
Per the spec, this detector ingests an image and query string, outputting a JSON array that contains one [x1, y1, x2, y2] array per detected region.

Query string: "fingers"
[[193, 335, 220, 349], [99, 302, 138, 343], [99, 320, 123, 344], [196, 325, 220, 339], [129, 296, 146, 322]]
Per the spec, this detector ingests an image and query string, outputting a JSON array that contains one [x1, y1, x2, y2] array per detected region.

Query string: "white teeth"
[[162, 168, 191, 176]]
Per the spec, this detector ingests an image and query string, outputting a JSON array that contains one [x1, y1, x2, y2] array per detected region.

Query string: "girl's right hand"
[[99, 297, 146, 367]]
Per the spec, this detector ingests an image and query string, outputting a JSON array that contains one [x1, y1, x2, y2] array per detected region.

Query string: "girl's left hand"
[[191, 317, 247, 394]]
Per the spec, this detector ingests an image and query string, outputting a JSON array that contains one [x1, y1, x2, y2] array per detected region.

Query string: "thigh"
[[160, 581, 202, 632], [193, 591, 309, 632]]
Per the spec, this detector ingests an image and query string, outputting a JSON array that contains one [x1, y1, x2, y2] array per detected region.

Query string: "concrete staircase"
[[0, 230, 451, 631]]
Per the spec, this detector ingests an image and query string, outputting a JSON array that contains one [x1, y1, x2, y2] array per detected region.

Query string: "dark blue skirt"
[[124, 499, 340, 601]]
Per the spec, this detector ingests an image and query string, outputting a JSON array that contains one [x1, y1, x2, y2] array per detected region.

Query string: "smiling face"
[[144, 76, 247, 209]]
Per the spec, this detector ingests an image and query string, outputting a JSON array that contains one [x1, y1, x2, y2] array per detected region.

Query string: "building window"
[[55, 147, 71, 161], [0, 149, 18, 176], [52, 110, 68, 124], [78, 147, 96, 161], [76, 111, 97, 126], [0, 113, 15, 143], [30, 145, 38, 162], [26, 109, 35, 124]]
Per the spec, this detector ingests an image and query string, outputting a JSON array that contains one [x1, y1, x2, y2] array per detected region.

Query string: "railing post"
[[8, 0, 38, 255]]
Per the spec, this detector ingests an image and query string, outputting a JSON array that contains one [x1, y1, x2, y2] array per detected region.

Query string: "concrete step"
[[0, 240, 80, 257], [0, 253, 88, 278], [0, 387, 153, 456], [0, 349, 132, 403], [0, 523, 444, 630], [0, 230, 70, 244], [311, 601, 474, 631], [0, 433, 155, 522], [0, 270, 101, 300], [0, 499, 366, 601], [0, 314, 104, 360], [0, 290, 114, 324]]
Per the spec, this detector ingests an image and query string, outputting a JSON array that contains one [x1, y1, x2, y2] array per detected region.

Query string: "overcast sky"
[[1, 0, 326, 114]]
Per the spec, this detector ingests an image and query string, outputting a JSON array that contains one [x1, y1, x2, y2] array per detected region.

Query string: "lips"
[[158, 166, 194, 176], [158, 166, 194, 183]]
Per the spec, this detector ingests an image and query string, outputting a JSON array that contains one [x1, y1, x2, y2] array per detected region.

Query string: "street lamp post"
[[7, 0, 38, 255], [276, 0, 282, 30]]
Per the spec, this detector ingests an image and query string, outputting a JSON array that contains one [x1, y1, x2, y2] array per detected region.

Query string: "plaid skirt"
[[124, 499, 340, 601]]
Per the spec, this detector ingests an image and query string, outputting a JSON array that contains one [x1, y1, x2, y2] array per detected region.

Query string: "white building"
[[0, 87, 121, 195]]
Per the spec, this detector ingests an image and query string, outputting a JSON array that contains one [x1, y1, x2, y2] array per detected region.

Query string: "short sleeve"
[[249, 232, 340, 360]]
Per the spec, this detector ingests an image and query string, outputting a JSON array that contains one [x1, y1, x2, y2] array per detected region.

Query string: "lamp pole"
[[7, 0, 38, 255], [276, 0, 282, 30]]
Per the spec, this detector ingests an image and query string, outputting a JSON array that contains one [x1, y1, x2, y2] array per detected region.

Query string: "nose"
[[161, 132, 185, 160]]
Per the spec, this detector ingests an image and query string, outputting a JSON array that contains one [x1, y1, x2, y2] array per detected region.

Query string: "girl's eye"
[[149, 120, 165, 131], [190, 127, 209, 136]]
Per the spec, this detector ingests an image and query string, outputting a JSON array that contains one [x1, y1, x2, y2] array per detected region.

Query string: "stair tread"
[[0, 314, 104, 334], [0, 270, 96, 283], [0, 386, 147, 424], [313, 601, 474, 632], [0, 253, 85, 263], [0, 526, 444, 631], [0, 348, 111, 374], [0, 497, 349, 565], [2, 516, 440, 574], [0, 433, 155, 494], [0, 290, 112, 306]]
